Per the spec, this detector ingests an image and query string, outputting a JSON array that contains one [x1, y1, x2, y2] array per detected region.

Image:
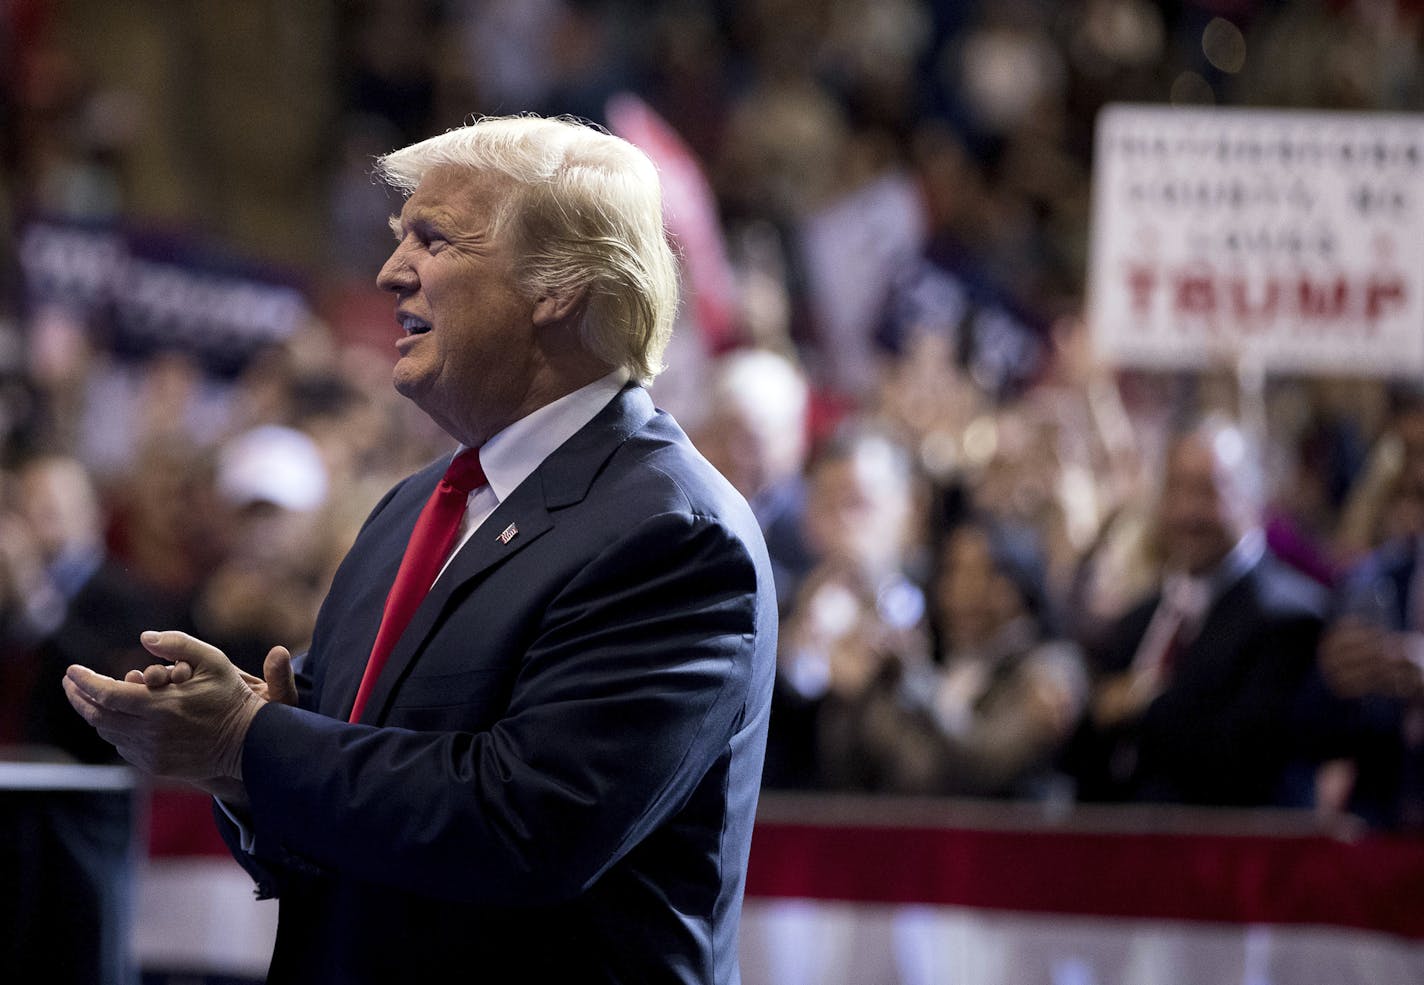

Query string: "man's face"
[[376, 166, 539, 444], [937, 526, 1021, 650], [700, 402, 803, 501], [1158, 434, 1247, 575], [805, 449, 912, 579], [17, 459, 99, 561]]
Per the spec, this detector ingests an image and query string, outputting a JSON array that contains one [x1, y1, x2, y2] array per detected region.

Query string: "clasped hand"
[[62, 631, 297, 788]]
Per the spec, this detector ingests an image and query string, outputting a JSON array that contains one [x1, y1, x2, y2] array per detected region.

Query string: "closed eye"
[[389, 209, 461, 254], [407, 220, 448, 253]]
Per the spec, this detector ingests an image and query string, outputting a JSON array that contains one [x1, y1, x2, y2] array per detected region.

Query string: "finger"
[[65, 664, 164, 715], [139, 630, 231, 671], [263, 646, 298, 706], [61, 678, 143, 749], [170, 661, 193, 685], [139, 664, 172, 687], [62, 673, 150, 724], [62, 675, 105, 727], [124, 669, 146, 684], [61, 678, 163, 777]]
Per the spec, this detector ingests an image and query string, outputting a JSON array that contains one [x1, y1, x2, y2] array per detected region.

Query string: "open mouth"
[[400, 315, 432, 336]]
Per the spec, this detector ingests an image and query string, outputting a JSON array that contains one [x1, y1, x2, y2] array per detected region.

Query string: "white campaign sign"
[[1087, 105, 1424, 377]]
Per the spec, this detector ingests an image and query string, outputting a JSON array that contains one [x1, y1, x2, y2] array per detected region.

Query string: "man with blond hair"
[[63, 116, 777, 984]]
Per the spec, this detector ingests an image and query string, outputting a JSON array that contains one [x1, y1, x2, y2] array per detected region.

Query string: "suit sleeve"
[[211, 477, 409, 887], [236, 508, 761, 905]]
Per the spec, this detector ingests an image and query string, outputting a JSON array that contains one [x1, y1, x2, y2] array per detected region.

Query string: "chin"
[[391, 361, 428, 399], [392, 378, 445, 429]]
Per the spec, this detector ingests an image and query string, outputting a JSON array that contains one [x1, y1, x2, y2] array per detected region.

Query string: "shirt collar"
[[470, 368, 631, 504]]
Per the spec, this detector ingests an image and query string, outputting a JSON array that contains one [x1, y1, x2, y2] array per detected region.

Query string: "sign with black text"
[[1088, 105, 1424, 377]]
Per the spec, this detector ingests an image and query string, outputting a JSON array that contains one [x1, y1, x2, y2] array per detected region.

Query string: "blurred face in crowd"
[[121, 443, 226, 591], [377, 166, 546, 446], [937, 525, 1024, 650], [805, 441, 913, 580], [17, 456, 101, 561], [699, 401, 803, 501], [1158, 431, 1255, 575]]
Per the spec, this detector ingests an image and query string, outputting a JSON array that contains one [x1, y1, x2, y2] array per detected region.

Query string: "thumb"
[[140, 630, 231, 671], [263, 646, 298, 707]]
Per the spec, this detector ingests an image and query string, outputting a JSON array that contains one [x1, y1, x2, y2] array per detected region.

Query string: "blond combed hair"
[[376, 115, 679, 384]]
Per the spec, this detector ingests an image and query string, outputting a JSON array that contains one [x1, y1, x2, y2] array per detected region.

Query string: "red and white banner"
[[742, 795, 1424, 985], [1087, 105, 1424, 377], [139, 790, 1424, 983]]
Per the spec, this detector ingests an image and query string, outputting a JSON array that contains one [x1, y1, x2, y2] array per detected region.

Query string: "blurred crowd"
[[0, 326, 460, 760], [3, 0, 1424, 832], [701, 345, 1424, 833]]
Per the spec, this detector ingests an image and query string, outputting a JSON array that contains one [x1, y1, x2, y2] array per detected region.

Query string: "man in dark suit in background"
[[1072, 417, 1327, 806], [62, 116, 777, 984], [1311, 387, 1424, 828]]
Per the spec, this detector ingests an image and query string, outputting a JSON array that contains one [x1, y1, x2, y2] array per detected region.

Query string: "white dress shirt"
[[436, 367, 631, 583], [223, 367, 631, 850], [1131, 529, 1266, 675]]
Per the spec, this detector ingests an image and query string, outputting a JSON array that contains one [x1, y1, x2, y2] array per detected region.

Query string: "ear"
[[532, 287, 587, 328]]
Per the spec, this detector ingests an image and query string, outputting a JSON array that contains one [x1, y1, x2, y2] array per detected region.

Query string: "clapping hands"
[[63, 631, 299, 797]]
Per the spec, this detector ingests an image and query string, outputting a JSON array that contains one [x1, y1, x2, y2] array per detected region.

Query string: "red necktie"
[[1158, 613, 1188, 678], [349, 449, 486, 722]]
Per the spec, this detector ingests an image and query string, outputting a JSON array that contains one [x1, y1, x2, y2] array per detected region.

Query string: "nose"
[[377, 241, 416, 294]]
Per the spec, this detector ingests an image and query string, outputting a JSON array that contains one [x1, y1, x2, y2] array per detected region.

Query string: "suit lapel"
[[348, 383, 658, 725], [318, 466, 442, 720], [351, 485, 555, 724]]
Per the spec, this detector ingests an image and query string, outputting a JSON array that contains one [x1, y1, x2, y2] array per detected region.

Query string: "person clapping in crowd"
[[818, 514, 1087, 797], [1069, 418, 1329, 807], [767, 427, 928, 788], [1309, 386, 1424, 829], [6, 455, 194, 761]]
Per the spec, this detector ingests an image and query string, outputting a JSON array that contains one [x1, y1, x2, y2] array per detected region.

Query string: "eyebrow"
[[388, 207, 465, 242]]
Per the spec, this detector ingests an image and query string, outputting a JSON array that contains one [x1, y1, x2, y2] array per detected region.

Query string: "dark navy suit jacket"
[[1072, 552, 1327, 806], [217, 384, 777, 984]]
